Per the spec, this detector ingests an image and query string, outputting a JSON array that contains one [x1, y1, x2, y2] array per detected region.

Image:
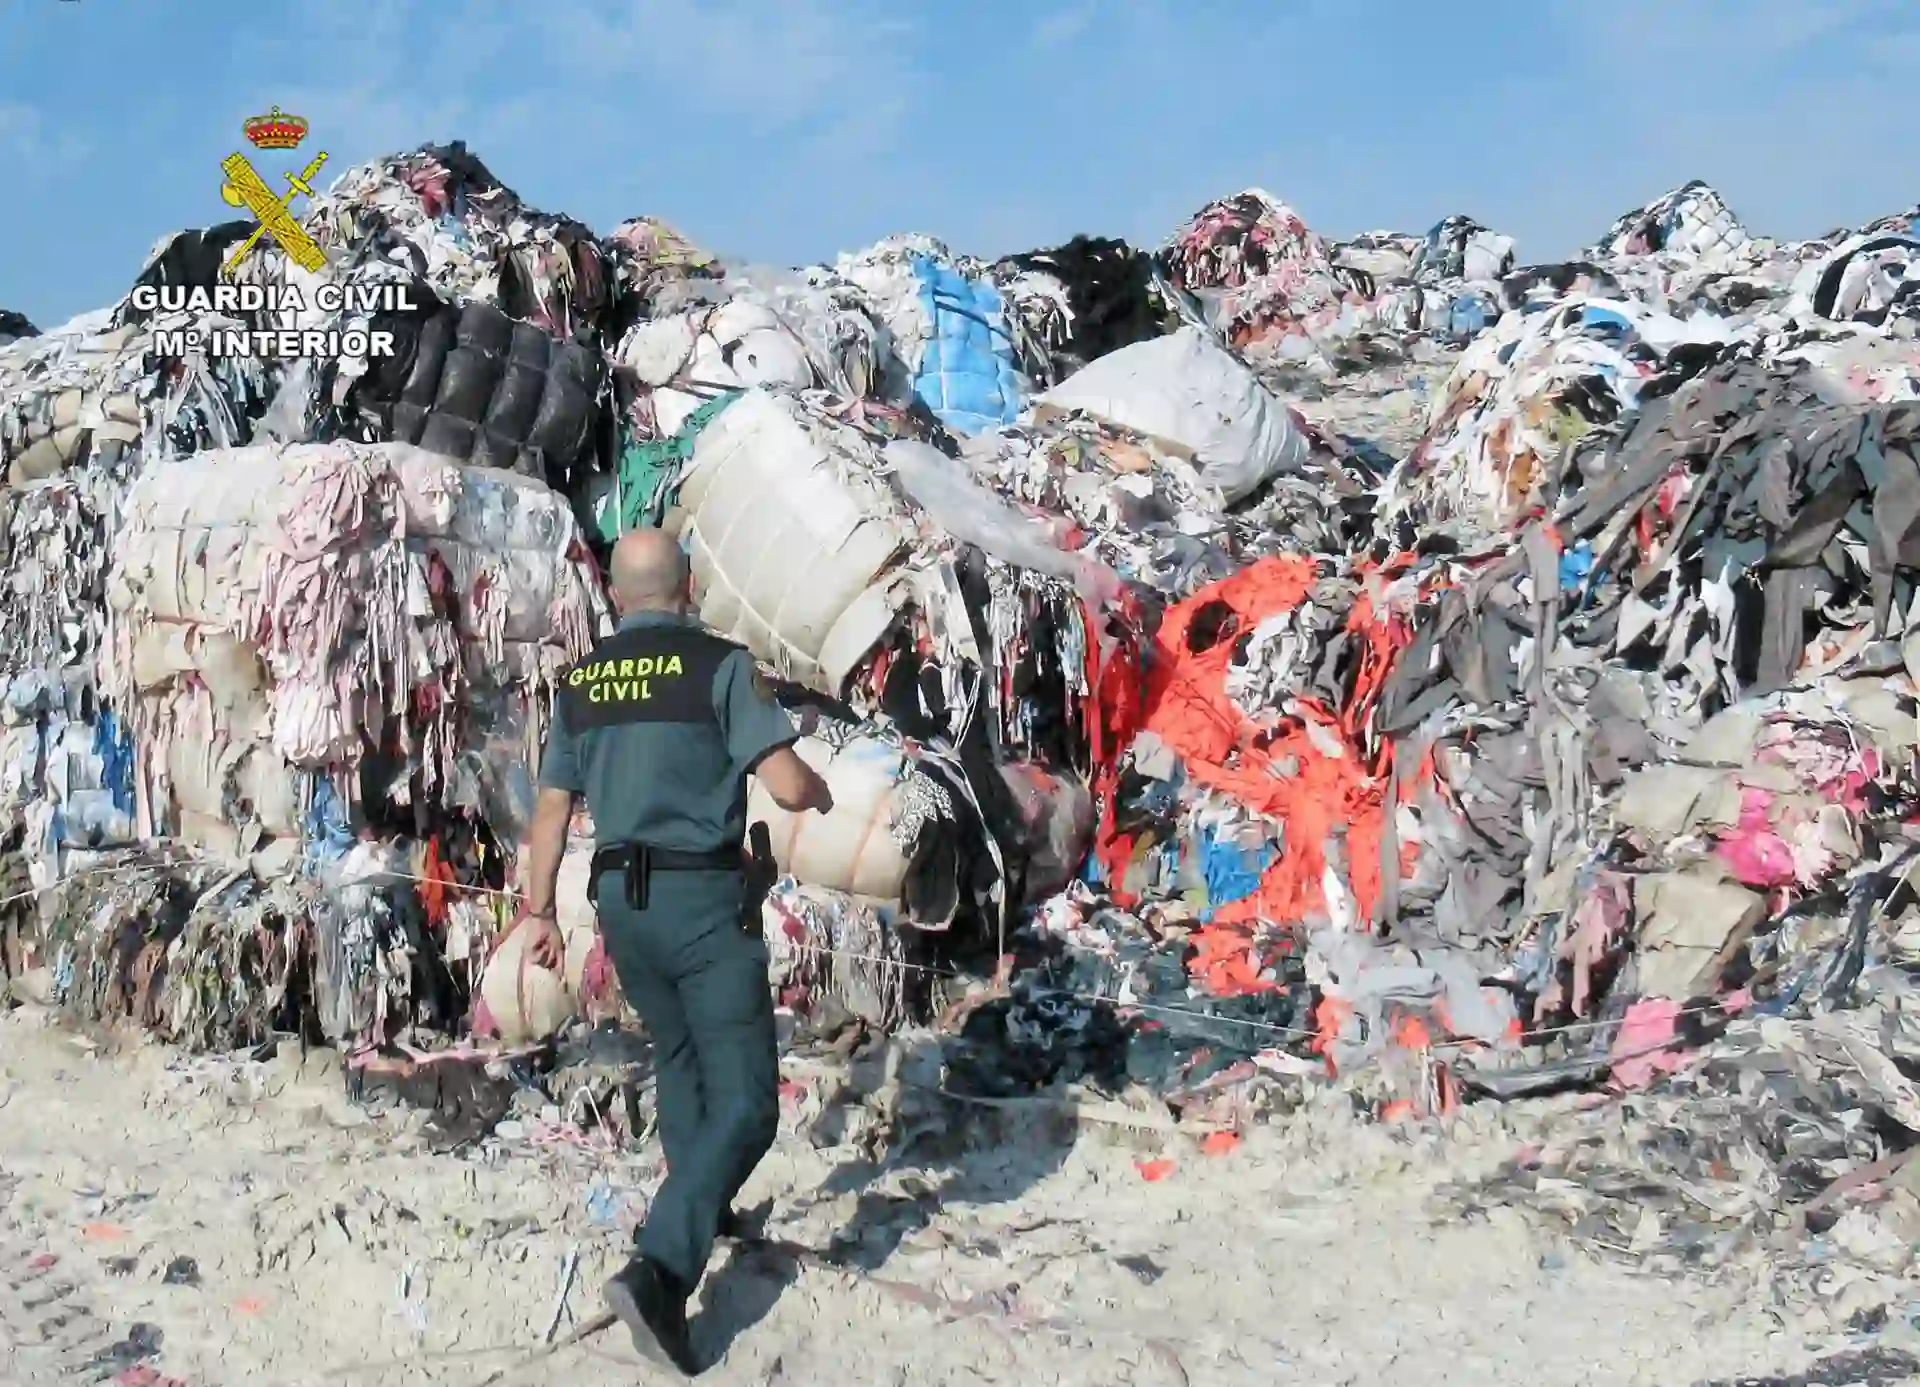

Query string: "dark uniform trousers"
[[595, 864, 780, 1287]]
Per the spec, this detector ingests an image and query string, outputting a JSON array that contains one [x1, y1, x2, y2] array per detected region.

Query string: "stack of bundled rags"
[[0, 287, 293, 894], [0, 145, 632, 1049]]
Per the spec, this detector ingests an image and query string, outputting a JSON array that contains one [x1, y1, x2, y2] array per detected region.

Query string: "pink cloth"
[[579, 935, 617, 1016], [1610, 998, 1687, 1089], [1717, 790, 1799, 887]]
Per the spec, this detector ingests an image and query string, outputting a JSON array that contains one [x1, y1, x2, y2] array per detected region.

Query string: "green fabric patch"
[[594, 392, 740, 541]]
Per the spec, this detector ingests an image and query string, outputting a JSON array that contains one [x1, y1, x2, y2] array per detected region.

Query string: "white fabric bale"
[[130, 627, 268, 710], [115, 441, 601, 655], [112, 455, 293, 625], [619, 314, 699, 386], [746, 733, 916, 902], [108, 438, 605, 840], [479, 914, 597, 1045], [164, 732, 298, 837], [677, 390, 914, 691], [653, 386, 707, 437], [391, 447, 601, 645], [695, 301, 812, 389]]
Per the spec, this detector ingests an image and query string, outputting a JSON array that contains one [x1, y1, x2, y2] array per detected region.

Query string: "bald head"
[[609, 530, 692, 615]]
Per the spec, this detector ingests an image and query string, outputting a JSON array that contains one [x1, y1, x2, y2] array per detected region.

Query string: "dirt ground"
[[0, 1007, 1880, 1387]]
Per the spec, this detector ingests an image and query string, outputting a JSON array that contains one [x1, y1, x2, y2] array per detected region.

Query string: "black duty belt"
[[591, 841, 743, 912]]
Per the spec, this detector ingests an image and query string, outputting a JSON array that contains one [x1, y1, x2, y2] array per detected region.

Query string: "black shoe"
[[717, 1199, 772, 1243], [604, 1257, 699, 1376]]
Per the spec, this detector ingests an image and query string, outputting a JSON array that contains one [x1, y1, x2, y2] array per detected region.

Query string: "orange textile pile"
[[1095, 555, 1428, 984]]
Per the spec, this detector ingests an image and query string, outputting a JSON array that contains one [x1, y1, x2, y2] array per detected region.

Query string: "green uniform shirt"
[[538, 610, 798, 854]]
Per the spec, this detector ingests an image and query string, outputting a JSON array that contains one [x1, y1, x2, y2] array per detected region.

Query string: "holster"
[[625, 844, 653, 911], [742, 822, 777, 935]]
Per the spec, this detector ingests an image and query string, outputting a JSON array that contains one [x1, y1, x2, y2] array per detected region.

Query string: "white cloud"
[[1577, 0, 1911, 71], [224, 0, 509, 177], [0, 100, 88, 174], [1524, 0, 1920, 249], [1030, 0, 1099, 51], [543, 0, 919, 136]]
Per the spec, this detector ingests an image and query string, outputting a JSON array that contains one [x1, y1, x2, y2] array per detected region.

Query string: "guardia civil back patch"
[[558, 627, 737, 728], [569, 653, 686, 704]]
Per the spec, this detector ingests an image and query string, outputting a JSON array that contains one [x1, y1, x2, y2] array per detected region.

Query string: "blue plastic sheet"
[[1447, 293, 1493, 341], [1559, 540, 1595, 590], [910, 257, 1023, 434]]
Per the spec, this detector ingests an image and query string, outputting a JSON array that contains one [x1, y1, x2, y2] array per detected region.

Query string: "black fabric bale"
[[512, 444, 549, 485], [549, 337, 604, 391], [525, 375, 594, 462], [525, 341, 605, 462], [433, 346, 504, 423], [399, 309, 456, 407], [483, 359, 548, 444], [417, 412, 477, 461], [390, 402, 429, 445], [455, 300, 512, 358], [507, 321, 552, 369], [357, 286, 444, 409], [469, 426, 520, 472], [479, 318, 554, 446]]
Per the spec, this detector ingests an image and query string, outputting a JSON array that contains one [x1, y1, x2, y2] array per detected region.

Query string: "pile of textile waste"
[[13, 148, 1920, 1243]]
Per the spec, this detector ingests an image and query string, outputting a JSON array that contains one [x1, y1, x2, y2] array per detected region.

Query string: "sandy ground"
[[0, 1007, 1874, 1387]]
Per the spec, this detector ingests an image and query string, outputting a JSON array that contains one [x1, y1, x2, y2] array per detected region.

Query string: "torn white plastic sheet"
[[881, 439, 1122, 607], [1035, 327, 1311, 503]]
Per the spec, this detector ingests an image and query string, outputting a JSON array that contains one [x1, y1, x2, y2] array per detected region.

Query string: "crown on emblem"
[[243, 106, 308, 150]]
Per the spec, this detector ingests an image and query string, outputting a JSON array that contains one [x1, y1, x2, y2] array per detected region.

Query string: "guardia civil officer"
[[520, 529, 833, 1376]]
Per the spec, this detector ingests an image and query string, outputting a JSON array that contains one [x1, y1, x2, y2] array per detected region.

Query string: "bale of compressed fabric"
[[745, 732, 919, 903], [616, 298, 816, 437], [475, 911, 597, 1045], [106, 439, 607, 852], [0, 317, 147, 484], [672, 388, 917, 693], [365, 296, 606, 486]]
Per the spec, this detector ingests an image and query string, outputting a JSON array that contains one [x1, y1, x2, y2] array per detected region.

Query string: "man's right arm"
[[717, 651, 833, 815], [757, 744, 834, 814]]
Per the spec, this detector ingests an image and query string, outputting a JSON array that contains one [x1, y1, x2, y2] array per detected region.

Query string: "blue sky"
[[1, 0, 1914, 329]]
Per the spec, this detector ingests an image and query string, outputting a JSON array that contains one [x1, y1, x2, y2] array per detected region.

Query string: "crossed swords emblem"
[[219, 148, 330, 277]]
